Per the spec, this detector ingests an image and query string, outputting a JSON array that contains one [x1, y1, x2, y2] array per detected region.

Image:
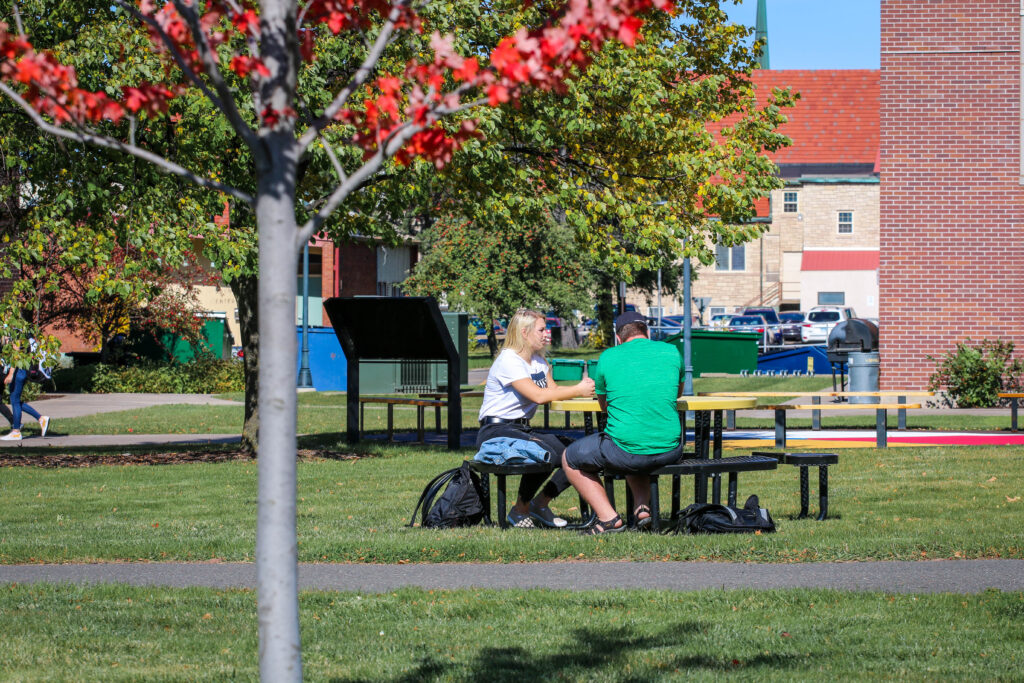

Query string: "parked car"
[[647, 314, 687, 340], [801, 306, 858, 343], [778, 311, 806, 342], [742, 307, 784, 342], [726, 314, 782, 348], [708, 314, 733, 329]]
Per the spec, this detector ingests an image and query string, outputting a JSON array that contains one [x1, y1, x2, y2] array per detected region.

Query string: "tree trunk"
[[230, 273, 260, 454], [253, 123, 303, 678], [487, 323, 498, 358]]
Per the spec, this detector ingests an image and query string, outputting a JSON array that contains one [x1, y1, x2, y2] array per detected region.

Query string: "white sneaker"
[[1, 430, 22, 441], [39, 416, 49, 437]]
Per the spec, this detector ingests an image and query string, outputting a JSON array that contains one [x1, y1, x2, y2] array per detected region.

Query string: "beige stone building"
[[629, 70, 881, 322]]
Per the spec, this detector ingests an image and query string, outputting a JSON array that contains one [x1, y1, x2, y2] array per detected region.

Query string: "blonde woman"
[[477, 308, 594, 528]]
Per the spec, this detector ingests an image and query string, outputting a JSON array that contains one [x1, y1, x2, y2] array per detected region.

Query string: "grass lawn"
[[1, 583, 1021, 680], [1, 445, 1022, 564]]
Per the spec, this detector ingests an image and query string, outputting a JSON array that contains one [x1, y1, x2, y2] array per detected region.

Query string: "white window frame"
[[838, 210, 854, 234], [783, 191, 798, 213], [715, 243, 746, 272], [818, 291, 846, 305]]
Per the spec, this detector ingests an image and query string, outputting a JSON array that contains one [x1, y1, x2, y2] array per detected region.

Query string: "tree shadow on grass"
[[332, 621, 807, 682]]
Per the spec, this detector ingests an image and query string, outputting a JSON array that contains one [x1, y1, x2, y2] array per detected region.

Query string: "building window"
[[818, 291, 845, 305], [715, 243, 746, 271], [838, 211, 853, 234], [783, 191, 798, 213]]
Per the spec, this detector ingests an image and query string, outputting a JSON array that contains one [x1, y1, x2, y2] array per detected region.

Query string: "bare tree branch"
[[0, 82, 254, 206], [320, 140, 348, 183], [11, 0, 24, 35]]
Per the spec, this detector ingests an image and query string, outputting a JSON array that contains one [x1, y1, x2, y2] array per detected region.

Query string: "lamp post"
[[682, 235, 694, 396], [297, 243, 314, 389]]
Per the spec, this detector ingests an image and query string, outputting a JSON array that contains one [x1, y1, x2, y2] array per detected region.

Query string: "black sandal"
[[633, 504, 653, 530], [580, 514, 626, 535]]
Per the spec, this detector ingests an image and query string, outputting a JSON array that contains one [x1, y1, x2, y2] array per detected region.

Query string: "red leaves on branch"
[[305, 0, 418, 34], [228, 55, 270, 79], [123, 84, 174, 115], [1, 0, 673, 167]]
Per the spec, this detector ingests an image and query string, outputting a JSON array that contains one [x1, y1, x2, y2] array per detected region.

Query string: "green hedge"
[[52, 358, 244, 394]]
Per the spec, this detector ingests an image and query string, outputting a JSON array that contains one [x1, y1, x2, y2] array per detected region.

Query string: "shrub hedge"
[[52, 358, 244, 394]]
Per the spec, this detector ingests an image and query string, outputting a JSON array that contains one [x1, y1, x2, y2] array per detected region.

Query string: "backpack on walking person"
[[26, 336, 54, 384]]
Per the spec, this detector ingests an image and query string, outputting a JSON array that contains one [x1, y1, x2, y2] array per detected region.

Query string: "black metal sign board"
[[323, 296, 461, 450]]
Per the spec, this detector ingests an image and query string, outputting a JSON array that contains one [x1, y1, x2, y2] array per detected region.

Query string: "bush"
[[927, 339, 1024, 408], [50, 364, 101, 393], [52, 358, 244, 394]]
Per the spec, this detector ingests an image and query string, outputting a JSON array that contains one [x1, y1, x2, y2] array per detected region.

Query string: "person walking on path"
[[476, 308, 595, 528], [563, 311, 683, 534], [1, 336, 49, 441]]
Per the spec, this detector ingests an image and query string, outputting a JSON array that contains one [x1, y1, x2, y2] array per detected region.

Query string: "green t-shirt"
[[593, 338, 682, 454]]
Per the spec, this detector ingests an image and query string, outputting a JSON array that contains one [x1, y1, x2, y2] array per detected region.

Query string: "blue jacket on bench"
[[474, 437, 551, 466]]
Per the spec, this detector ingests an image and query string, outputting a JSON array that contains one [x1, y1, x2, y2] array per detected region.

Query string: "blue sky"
[[721, 0, 880, 70]]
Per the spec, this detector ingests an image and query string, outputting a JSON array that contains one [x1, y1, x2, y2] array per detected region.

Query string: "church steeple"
[[755, 0, 770, 69]]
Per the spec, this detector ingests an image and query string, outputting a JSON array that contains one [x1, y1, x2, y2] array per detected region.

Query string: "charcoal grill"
[[826, 319, 879, 392]]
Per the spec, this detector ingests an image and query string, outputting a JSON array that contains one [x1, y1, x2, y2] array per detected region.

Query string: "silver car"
[[801, 307, 857, 343]]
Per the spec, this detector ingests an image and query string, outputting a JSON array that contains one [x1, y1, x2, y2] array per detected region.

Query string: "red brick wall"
[[880, 0, 1024, 388]]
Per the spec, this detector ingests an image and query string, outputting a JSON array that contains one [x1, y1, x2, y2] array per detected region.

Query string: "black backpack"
[[408, 462, 485, 529], [673, 495, 776, 534]]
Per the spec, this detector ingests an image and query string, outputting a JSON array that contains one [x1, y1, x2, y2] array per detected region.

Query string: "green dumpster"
[[587, 359, 599, 377], [663, 329, 758, 377], [550, 358, 585, 382]]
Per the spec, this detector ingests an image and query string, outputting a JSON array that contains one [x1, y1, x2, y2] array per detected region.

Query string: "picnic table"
[[551, 396, 761, 514], [700, 390, 932, 429], [998, 393, 1024, 431]]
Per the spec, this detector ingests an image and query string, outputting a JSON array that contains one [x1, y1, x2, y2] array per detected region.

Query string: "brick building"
[[880, 0, 1024, 388], [193, 236, 417, 349]]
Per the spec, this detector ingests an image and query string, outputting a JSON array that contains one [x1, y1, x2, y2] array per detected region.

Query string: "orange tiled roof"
[[749, 69, 880, 166]]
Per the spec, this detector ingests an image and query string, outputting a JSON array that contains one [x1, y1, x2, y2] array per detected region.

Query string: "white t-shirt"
[[478, 349, 549, 421]]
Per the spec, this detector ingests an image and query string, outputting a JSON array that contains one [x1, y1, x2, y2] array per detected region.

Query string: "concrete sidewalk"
[[29, 392, 242, 419], [2, 559, 1022, 594]]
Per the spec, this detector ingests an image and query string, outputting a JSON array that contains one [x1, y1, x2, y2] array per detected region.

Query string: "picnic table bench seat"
[[467, 460, 592, 529], [603, 454, 779, 532], [358, 396, 446, 443], [754, 451, 839, 521]]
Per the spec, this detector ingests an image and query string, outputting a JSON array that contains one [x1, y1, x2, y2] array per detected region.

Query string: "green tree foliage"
[[404, 202, 592, 354], [401, 2, 793, 345], [0, 1, 217, 367]]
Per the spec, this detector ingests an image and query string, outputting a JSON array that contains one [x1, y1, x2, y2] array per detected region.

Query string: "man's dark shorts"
[[564, 432, 683, 474]]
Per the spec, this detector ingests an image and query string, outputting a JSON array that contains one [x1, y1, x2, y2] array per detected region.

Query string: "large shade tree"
[[400, 5, 793, 346], [0, 0, 673, 677]]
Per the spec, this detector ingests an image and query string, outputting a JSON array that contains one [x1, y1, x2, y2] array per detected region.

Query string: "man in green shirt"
[[563, 311, 683, 534]]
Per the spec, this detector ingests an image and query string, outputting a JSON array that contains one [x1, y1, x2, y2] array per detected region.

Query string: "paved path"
[[2, 560, 1022, 594], [30, 392, 242, 419]]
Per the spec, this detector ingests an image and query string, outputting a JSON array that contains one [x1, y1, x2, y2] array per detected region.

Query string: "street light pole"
[[297, 242, 313, 389], [682, 236, 694, 396]]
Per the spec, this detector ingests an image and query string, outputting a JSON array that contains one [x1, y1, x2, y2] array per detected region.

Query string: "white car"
[[801, 306, 857, 343]]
